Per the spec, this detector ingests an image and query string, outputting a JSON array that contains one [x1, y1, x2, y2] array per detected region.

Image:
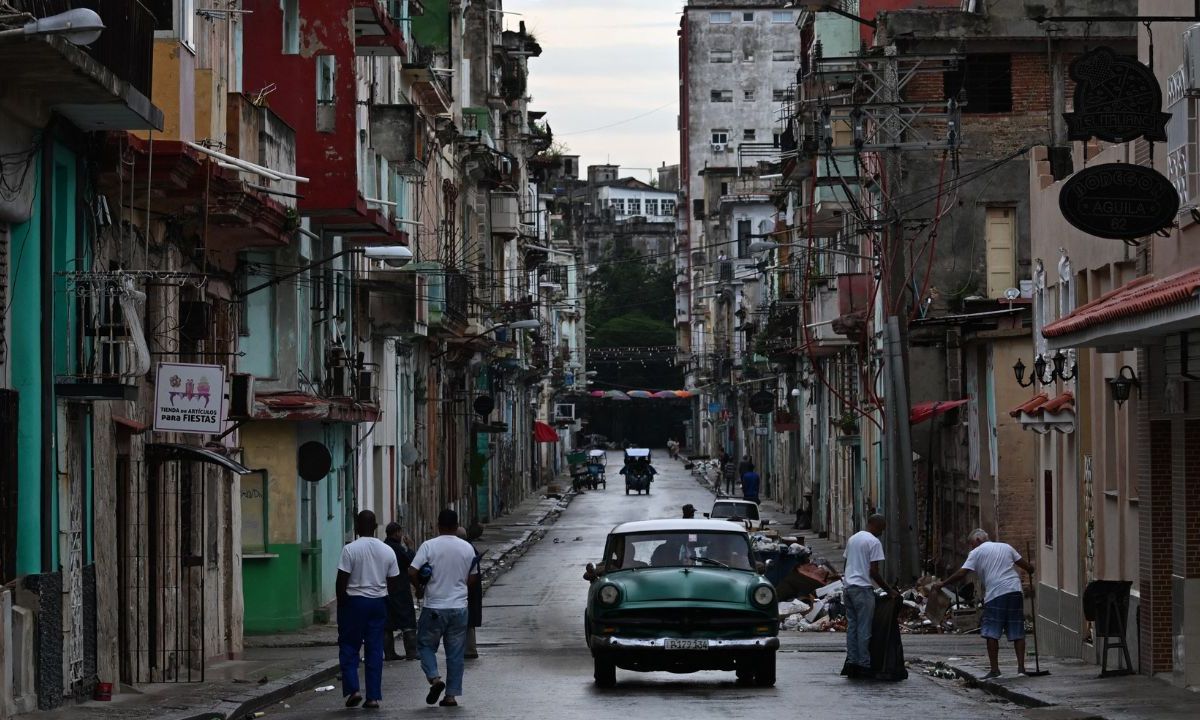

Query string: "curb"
[[936, 662, 1112, 718], [169, 659, 340, 720]]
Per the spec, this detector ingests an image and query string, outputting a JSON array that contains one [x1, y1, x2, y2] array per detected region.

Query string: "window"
[[773, 130, 783, 147], [316, 55, 336, 104], [628, 198, 642, 215], [944, 54, 1013, 113], [772, 89, 789, 102], [736, 219, 751, 257], [710, 50, 733, 63], [710, 11, 732, 23], [985, 207, 1016, 297], [772, 50, 795, 62], [611, 198, 625, 214], [1043, 470, 1054, 547], [150, 0, 196, 50], [743, 129, 757, 141], [711, 89, 733, 103], [711, 129, 729, 144], [743, 11, 755, 21], [743, 49, 756, 62], [771, 10, 794, 23], [646, 198, 659, 215], [282, 0, 299, 54], [744, 89, 756, 101], [663, 199, 676, 216]]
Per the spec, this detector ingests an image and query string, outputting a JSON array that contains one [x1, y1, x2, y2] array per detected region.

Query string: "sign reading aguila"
[[1058, 164, 1179, 240], [1063, 47, 1170, 143], [154, 362, 227, 435]]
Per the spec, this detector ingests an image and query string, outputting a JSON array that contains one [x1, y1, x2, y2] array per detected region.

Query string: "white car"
[[706, 499, 769, 530]]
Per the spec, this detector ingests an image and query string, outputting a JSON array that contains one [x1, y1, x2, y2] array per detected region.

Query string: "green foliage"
[[592, 312, 674, 348]]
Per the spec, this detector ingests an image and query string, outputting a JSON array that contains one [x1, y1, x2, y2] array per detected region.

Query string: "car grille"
[[602, 608, 771, 630]]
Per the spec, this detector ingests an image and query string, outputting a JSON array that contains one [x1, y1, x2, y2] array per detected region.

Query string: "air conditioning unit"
[[711, 143, 727, 153], [554, 403, 576, 421], [229, 373, 255, 418]]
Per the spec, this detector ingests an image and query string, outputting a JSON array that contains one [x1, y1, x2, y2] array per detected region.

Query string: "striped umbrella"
[[605, 390, 630, 401], [589, 390, 605, 398], [673, 390, 693, 398], [652, 390, 677, 399], [627, 390, 653, 399]]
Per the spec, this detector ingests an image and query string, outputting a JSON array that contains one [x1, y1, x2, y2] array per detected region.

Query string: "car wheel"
[[735, 665, 755, 685], [594, 656, 617, 687], [754, 652, 776, 687]]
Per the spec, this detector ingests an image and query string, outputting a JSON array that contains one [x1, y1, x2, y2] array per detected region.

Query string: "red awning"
[[533, 421, 559, 443], [910, 399, 969, 425]]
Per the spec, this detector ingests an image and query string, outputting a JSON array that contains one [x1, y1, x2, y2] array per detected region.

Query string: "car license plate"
[[665, 638, 709, 650]]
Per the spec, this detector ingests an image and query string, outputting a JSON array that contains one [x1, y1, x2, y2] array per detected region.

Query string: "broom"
[[1024, 542, 1050, 677]]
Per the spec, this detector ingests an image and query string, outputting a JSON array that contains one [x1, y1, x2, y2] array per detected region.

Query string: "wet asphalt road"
[[267, 453, 1018, 719]]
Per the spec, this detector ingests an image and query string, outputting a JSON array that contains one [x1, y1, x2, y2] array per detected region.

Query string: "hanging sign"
[[749, 390, 774, 415], [1058, 164, 1179, 240], [154, 362, 227, 434], [1063, 47, 1170, 143]]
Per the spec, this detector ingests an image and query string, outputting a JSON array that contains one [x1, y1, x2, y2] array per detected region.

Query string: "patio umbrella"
[[627, 390, 653, 399], [533, 421, 559, 443], [673, 390, 692, 398], [605, 390, 630, 401], [589, 390, 605, 398], [652, 390, 677, 399]]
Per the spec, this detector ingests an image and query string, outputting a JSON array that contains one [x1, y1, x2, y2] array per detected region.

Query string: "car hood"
[[610, 567, 758, 604]]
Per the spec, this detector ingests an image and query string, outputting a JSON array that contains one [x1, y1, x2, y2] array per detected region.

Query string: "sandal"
[[425, 680, 445, 705], [345, 693, 363, 708], [439, 698, 459, 707]]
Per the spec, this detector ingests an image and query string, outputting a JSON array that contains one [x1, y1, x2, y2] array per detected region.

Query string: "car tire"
[[735, 665, 755, 685], [754, 652, 776, 687], [625, 487, 629, 495], [594, 656, 617, 687]]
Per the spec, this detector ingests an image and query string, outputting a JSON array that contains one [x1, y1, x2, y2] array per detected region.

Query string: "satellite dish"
[[297, 441, 333, 482], [400, 441, 420, 467], [749, 390, 774, 415], [473, 394, 495, 417]]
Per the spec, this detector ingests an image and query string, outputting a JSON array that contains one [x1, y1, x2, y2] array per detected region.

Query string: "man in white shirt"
[[935, 529, 1035, 679], [842, 514, 898, 677], [336, 510, 401, 709], [409, 509, 479, 707]]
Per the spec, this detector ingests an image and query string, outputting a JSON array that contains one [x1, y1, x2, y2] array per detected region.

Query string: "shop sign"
[[154, 362, 226, 434], [1063, 47, 1170, 143], [1058, 163, 1179, 240]]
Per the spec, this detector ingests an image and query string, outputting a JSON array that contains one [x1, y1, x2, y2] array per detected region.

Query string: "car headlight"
[[752, 584, 775, 607], [598, 584, 621, 606]]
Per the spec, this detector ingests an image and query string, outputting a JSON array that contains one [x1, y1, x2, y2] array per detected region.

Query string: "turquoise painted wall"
[[10, 207, 41, 576]]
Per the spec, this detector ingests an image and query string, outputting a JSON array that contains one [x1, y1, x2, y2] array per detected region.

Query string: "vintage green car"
[[584, 519, 779, 687]]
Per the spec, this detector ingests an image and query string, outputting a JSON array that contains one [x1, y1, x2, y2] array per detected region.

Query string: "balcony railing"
[[444, 269, 470, 330], [11, 0, 156, 97]]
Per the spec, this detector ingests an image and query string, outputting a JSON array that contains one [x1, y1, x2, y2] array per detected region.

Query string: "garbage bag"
[[868, 595, 908, 681]]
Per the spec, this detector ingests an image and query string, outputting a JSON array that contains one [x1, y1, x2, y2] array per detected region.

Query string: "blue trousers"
[[338, 595, 388, 701], [418, 606, 469, 697], [844, 585, 876, 668]]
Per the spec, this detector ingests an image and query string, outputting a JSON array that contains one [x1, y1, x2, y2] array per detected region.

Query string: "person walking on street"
[[456, 527, 484, 660], [721, 453, 736, 496], [842, 514, 898, 678], [382, 522, 417, 661], [935, 529, 1035, 679], [336, 510, 401, 709], [681, 503, 696, 519], [741, 463, 760, 504], [410, 509, 479, 707]]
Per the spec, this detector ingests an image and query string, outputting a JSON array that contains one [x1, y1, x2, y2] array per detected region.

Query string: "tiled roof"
[[1009, 392, 1075, 420], [1009, 393, 1049, 418], [1043, 267, 1200, 338], [1041, 391, 1075, 414]]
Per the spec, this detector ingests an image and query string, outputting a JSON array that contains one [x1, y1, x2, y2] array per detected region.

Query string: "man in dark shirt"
[[383, 522, 417, 661], [741, 463, 760, 504]]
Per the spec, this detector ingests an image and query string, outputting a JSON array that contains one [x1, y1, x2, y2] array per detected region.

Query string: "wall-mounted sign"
[[749, 390, 774, 415], [1059, 164, 1179, 240], [153, 362, 226, 435], [1064, 47, 1170, 143]]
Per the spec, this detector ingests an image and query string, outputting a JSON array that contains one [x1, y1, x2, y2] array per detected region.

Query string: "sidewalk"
[[38, 486, 575, 720]]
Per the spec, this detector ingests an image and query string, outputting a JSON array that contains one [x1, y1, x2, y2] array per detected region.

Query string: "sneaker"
[[981, 670, 1002, 680]]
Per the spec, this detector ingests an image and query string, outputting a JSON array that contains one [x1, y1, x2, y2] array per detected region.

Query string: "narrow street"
[[265, 454, 1016, 718]]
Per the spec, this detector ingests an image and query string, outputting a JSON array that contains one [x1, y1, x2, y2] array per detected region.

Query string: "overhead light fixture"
[[364, 245, 413, 268], [0, 8, 105, 46], [1107, 365, 1140, 408]]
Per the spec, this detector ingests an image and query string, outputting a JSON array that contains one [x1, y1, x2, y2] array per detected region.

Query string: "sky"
[[504, 0, 682, 183]]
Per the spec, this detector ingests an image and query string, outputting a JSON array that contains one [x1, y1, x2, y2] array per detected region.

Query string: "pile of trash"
[[776, 578, 847, 631]]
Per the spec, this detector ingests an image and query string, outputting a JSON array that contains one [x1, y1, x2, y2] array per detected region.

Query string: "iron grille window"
[[711, 89, 733, 103], [943, 54, 1012, 113]]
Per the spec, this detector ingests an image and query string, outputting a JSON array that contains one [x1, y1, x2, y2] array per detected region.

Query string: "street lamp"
[[1107, 365, 1140, 408], [430, 319, 540, 360], [237, 245, 413, 298], [1013, 350, 1075, 387], [0, 8, 105, 46]]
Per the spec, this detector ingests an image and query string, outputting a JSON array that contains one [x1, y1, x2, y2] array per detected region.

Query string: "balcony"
[[421, 263, 470, 336], [460, 107, 494, 148], [402, 45, 453, 115], [811, 157, 859, 232], [353, 0, 408, 56], [366, 267, 428, 338], [2, 0, 162, 130]]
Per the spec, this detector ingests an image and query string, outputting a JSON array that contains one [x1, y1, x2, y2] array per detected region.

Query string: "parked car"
[[621, 448, 655, 495], [707, 499, 770, 531], [583, 519, 779, 687]]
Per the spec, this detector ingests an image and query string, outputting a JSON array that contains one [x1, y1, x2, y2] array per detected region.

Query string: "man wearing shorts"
[[936, 529, 1035, 678]]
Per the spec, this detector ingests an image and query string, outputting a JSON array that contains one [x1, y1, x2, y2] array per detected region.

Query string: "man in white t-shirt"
[[409, 509, 479, 707], [935, 529, 1035, 679], [841, 514, 899, 677], [336, 510, 401, 709]]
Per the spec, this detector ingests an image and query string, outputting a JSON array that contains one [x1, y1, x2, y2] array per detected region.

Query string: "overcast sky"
[[504, 0, 682, 183]]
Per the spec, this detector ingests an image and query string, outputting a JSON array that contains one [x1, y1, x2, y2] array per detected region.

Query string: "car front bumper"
[[591, 635, 779, 651]]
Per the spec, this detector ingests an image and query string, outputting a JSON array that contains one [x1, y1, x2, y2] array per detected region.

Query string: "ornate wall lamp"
[[1107, 366, 1141, 408], [1013, 350, 1077, 387]]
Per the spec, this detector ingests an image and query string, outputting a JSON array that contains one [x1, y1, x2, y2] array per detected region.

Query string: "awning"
[[145, 443, 254, 475], [1043, 267, 1200, 349], [909, 399, 969, 425], [533, 421, 559, 443], [112, 415, 147, 434]]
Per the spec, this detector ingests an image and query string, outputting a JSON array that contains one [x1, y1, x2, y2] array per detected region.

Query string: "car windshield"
[[602, 531, 754, 571], [710, 502, 759, 521]]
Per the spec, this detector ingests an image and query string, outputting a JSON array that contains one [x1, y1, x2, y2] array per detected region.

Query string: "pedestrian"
[[681, 503, 696, 519], [382, 522, 417, 661], [336, 510, 401, 709], [410, 509, 479, 707], [935, 529, 1035, 679], [740, 463, 760, 504], [721, 454, 736, 496], [737, 454, 753, 481], [455, 526, 483, 660], [842, 514, 898, 678]]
